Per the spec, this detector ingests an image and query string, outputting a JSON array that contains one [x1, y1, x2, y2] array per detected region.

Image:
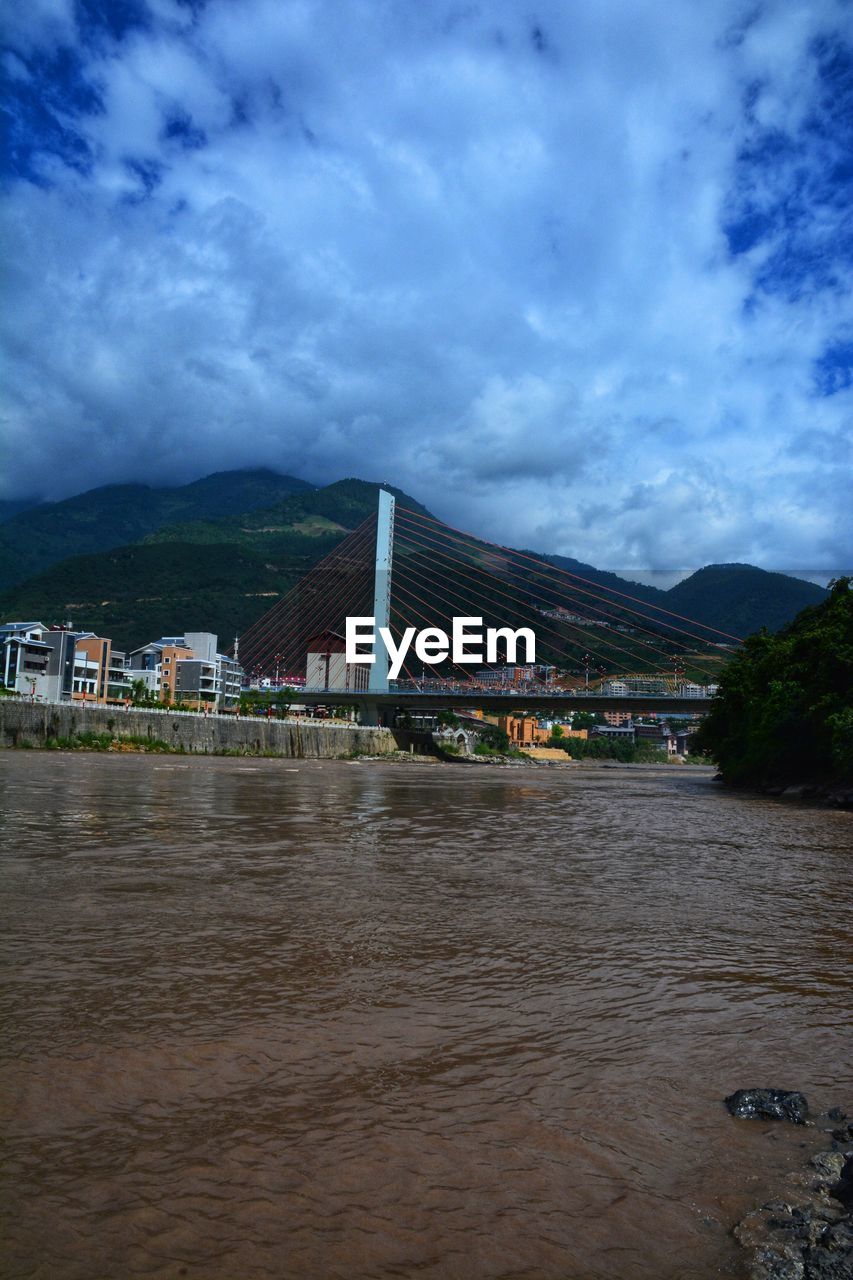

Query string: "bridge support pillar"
[[368, 489, 395, 696], [360, 701, 381, 727]]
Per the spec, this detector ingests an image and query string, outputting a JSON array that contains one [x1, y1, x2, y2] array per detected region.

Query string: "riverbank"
[[760, 780, 853, 809], [0, 698, 436, 759], [714, 772, 853, 810], [731, 1100, 853, 1278]]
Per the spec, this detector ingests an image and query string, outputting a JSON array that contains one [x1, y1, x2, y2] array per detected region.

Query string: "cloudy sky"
[[2, 0, 851, 573]]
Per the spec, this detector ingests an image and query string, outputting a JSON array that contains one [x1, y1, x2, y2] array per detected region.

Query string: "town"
[[0, 617, 709, 760]]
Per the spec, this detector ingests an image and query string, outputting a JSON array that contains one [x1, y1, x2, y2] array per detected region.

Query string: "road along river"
[[1, 752, 851, 1279]]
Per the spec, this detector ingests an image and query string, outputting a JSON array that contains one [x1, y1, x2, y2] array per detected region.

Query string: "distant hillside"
[[543, 553, 663, 607], [0, 497, 42, 523], [666, 564, 826, 635], [0, 542, 305, 654], [543, 555, 825, 637], [0, 469, 313, 590], [0, 471, 828, 653], [0, 478, 431, 651], [141, 478, 434, 548]]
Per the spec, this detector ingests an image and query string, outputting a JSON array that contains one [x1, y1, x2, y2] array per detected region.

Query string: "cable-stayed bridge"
[[236, 490, 738, 720]]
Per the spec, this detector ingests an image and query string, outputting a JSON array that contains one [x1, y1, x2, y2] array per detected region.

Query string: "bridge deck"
[[295, 690, 712, 714]]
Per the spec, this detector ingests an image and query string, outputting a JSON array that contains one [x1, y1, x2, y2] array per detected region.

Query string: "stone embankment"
[[0, 699, 436, 760]]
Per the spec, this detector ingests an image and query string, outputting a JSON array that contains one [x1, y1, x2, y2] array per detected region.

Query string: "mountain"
[[0, 469, 313, 590], [665, 564, 827, 636], [542, 556, 826, 638], [140, 478, 433, 549], [0, 543, 296, 654], [0, 497, 43, 523], [0, 478, 432, 651], [542, 553, 663, 608], [0, 470, 828, 654]]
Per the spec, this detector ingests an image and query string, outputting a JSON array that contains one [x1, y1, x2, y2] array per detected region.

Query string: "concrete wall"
[[0, 700, 435, 759]]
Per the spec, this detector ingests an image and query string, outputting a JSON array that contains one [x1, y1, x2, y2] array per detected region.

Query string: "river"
[[1, 752, 851, 1279]]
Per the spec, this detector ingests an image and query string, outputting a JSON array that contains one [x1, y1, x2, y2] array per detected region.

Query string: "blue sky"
[[1, 0, 851, 574]]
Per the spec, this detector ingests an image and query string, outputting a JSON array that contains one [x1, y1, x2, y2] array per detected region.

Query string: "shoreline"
[[0, 730, 719, 770], [713, 772, 853, 810], [730, 1099, 853, 1279]]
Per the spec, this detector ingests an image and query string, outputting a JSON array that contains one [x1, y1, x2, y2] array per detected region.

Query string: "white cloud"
[[0, 0, 850, 573]]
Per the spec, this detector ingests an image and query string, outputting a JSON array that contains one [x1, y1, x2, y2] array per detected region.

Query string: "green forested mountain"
[[543, 552, 664, 608], [0, 469, 829, 654], [141, 478, 433, 548], [666, 564, 826, 636], [0, 478, 431, 650], [0, 497, 42, 523], [541, 554, 826, 637], [0, 543, 296, 653], [0, 469, 312, 590], [694, 578, 853, 787]]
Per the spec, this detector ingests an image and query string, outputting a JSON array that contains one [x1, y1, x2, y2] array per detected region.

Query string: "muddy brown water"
[[1, 752, 851, 1280]]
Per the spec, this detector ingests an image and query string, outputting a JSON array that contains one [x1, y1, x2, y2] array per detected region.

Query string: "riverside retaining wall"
[[0, 700, 435, 759]]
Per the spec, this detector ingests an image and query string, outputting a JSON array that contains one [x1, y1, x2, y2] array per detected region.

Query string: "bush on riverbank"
[[547, 735, 667, 763], [43, 731, 175, 752], [692, 577, 852, 788]]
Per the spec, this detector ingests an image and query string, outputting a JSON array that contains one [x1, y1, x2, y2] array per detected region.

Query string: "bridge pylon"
[[362, 488, 395, 725]]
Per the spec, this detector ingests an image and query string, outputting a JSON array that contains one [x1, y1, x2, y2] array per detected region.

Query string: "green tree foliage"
[[692, 578, 853, 786], [547, 735, 666, 763], [475, 723, 510, 752], [129, 677, 156, 707]]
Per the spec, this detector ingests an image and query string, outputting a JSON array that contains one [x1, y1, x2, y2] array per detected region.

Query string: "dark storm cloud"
[[0, 0, 851, 572]]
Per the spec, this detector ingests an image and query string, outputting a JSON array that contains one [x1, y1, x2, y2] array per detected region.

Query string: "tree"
[[475, 722, 510, 753], [129, 677, 155, 707], [693, 578, 852, 787], [275, 686, 297, 714]]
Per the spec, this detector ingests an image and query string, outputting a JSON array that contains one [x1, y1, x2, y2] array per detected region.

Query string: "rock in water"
[[725, 1089, 809, 1124], [733, 1152, 853, 1279]]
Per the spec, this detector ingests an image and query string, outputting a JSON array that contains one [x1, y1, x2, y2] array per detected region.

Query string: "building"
[[41, 628, 79, 701], [631, 721, 698, 756], [127, 631, 243, 708], [623, 677, 669, 695], [305, 631, 370, 692], [604, 708, 634, 726], [635, 722, 669, 747], [601, 684, 632, 726], [474, 665, 550, 686], [71, 635, 111, 702], [174, 646, 242, 707], [592, 723, 637, 743], [0, 623, 130, 703], [497, 715, 589, 748], [0, 622, 53, 698]]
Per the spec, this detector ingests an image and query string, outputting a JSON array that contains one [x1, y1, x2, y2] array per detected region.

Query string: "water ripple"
[[1, 753, 851, 1279]]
